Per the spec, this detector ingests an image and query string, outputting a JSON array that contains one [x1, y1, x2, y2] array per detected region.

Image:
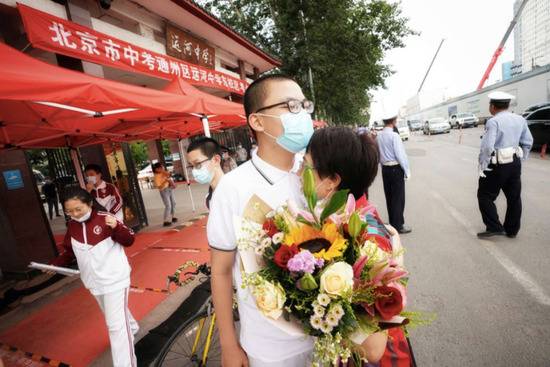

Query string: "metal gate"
[[46, 148, 79, 198], [121, 142, 148, 228]]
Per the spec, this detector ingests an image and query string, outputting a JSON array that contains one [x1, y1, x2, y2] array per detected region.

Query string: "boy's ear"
[[248, 114, 265, 134]]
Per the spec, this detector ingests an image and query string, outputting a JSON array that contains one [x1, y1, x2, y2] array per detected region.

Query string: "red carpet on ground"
[[0, 219, 210, 367]]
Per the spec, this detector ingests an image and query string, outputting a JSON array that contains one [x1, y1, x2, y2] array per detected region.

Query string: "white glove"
[[479, 167, 492, 178]]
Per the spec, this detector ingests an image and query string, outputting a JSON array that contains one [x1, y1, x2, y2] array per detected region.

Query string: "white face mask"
[[72, 209, 92, 223], [86, 176, 97, 185]]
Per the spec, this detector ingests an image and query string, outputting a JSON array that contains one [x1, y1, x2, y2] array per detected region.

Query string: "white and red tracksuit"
[[92, 181, 124, 222], [52, 210, 138, 367]]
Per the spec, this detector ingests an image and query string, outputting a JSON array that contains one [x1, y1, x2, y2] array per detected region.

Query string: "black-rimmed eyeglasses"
[[187, 158, 211, 170], [255, 99, 314, 114]]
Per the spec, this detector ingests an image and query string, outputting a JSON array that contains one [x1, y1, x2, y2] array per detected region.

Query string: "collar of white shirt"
[[250, 149, 292, 184]]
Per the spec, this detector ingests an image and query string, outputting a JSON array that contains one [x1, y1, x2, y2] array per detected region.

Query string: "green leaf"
[[348, 211, 362, 239], [320, 189, 349, 223]]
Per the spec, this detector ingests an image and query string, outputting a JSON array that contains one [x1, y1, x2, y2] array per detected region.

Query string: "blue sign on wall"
[[3, 169, 24, 190]]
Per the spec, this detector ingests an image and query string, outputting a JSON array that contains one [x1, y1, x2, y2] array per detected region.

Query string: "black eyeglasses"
[[187, 158, 210, 170], [255, 99, 314, 114]]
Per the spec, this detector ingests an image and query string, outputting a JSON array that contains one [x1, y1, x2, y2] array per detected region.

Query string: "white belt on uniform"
[[382, 161, 400, 166], [491, 146, 523, 165]]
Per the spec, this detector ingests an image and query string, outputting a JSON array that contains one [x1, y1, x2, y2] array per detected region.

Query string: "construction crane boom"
[[418, 38, 445, 93], [476, 0, 530, 90]]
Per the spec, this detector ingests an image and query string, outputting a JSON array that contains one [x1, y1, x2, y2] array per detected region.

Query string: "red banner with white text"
[[17, 4, 248, 95]]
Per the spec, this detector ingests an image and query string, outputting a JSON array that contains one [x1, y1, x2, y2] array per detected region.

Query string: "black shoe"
[[163, 221, 172, 227], [397, 226, 412, 234], [172, 217, 178, 223], [506, 233, 517, 238], [477, 230, 505, 238]]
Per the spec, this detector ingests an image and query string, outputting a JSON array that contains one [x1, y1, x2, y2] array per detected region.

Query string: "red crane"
[[476, 0, 530, 90]]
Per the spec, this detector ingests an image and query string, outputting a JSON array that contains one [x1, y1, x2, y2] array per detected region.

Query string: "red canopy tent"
[[101, 78, 246, 141], [0, 42, 245, 149]]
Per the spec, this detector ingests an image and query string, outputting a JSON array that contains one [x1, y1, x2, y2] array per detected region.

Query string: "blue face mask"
[[192, 164, 214, 185], [258, 110, 314, 153]]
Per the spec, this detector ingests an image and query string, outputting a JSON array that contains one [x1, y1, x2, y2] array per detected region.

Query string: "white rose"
[[253, 280, 286, 320], [320, 262, 354, 298]]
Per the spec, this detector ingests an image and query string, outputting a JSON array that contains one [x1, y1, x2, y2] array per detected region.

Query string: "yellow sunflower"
[[283, 222, 348, 261]]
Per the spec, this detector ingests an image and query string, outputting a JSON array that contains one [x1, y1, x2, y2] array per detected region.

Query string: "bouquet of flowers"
[[236, 167, 417, 365]]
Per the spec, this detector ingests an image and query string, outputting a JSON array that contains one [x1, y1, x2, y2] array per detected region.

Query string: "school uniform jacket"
[[92, 181, 123, 218], [52, 210, 135, 295]]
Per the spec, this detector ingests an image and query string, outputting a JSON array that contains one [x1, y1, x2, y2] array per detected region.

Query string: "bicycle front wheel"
[[156, 312, 221, 367]]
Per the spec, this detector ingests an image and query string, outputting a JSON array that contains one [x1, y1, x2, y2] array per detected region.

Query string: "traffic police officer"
[[377, 113, 412, 234], [477, 91, 533, 238]]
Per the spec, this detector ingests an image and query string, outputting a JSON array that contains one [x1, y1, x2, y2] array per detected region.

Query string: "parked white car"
[[423, 117, 451, 135], [397, 119, 410, 141], [449, 113, 479, 129]]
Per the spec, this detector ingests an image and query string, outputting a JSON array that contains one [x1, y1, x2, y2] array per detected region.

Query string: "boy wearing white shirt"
[[207, 74, 315, 367]]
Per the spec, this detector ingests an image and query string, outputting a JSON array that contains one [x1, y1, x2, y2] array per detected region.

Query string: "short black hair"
[[244, 73, 296, 118], [84, 163, 102, 174], [187, 137, 222, 158], [152, 162, 163, 171], [244, 74, 296, 139], [490, 100, 510, 110], [383, 118, 396, 126], [307, 127, 379, 199], [62, 186, 94, 206]]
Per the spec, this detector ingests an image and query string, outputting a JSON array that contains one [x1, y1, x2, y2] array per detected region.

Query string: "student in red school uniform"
[[49, 186, 138, 367], [85, 164, 124, 222]]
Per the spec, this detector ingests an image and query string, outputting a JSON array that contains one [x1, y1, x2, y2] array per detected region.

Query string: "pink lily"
[[298, 209, 315, 223], [345, 194, 356, 216], [353, 256, 369, 279], [371, 262, 408, 286]]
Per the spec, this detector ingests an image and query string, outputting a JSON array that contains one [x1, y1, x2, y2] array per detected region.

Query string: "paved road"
[[367, 127, 550, 366]]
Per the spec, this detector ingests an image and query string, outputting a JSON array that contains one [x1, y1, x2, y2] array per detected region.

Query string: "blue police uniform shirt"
[[479, 111, 534, 170], [377, 127, 410, 175]]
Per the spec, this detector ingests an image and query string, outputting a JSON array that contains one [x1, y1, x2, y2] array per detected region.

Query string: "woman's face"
[[64, 199, 92, 219], [300, 153, 340, 200]]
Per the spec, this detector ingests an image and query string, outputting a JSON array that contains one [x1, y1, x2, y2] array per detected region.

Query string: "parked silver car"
[[423, 117, 451, 135]]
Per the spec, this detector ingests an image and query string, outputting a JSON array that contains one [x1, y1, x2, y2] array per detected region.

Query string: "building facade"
[[0, 0, 280, 275], [514, 0, 550, 74]]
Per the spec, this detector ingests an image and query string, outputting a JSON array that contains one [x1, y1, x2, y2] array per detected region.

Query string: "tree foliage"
[[198, 0, 414, 124]]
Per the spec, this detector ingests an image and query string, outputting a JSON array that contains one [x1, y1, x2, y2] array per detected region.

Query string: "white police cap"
[[382, 112, 398, 121], [488, 91, 516, 102]]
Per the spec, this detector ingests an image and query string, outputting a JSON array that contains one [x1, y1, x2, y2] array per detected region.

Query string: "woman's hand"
[[85, 182, 95, 193], [105, 214, 118, 229], [356, 331, 388, 363], [221, 344, 248, 367]]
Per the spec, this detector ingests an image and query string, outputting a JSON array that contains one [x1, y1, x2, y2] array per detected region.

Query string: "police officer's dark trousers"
[[477, 156, 522, 235], [382, 165, 405, 230]]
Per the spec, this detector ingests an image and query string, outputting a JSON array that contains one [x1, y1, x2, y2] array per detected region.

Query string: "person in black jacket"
[[42, 176, 60, 220]]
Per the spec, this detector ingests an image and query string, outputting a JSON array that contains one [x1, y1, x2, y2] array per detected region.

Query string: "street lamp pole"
[[299, 6, 316, 119]]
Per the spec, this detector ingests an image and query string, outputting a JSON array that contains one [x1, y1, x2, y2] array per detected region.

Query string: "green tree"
[[129, 142, 149, 169], [198, 0, 414, 124]]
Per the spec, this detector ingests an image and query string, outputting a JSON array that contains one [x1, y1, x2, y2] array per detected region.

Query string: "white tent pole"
[[178, 139, 196, 212], [201, 115, 211, 138]]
